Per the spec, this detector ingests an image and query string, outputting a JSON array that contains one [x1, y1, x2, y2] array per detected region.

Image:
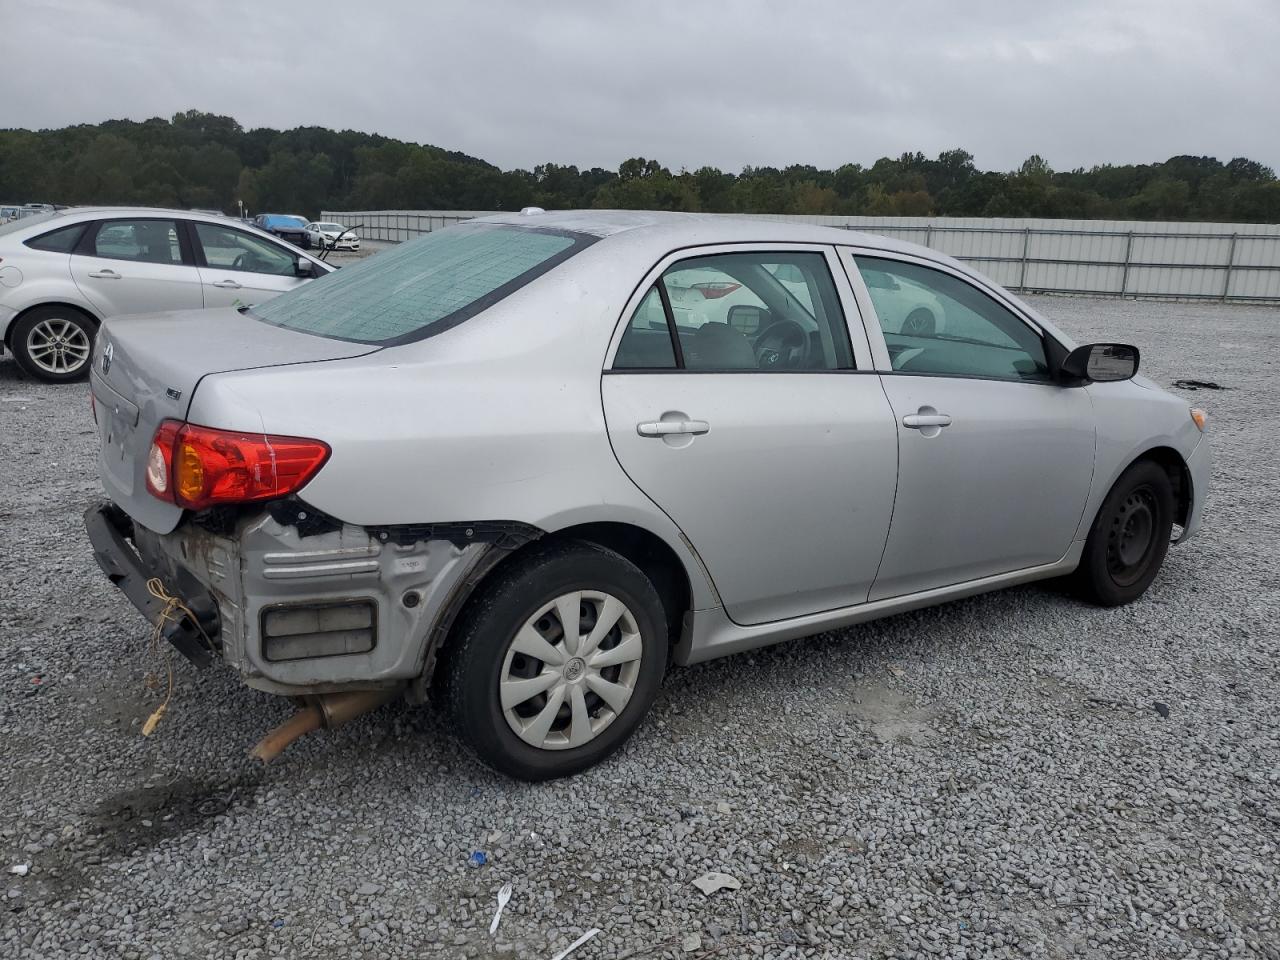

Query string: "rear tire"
[[441, 540, 668, 781], [11, 305, 96, 383], [1074, 460, 1175, 606]]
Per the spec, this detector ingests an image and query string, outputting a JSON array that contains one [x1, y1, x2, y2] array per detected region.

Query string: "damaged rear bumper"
[[84, 499, 539, 697], [84, 503, 220, 667]]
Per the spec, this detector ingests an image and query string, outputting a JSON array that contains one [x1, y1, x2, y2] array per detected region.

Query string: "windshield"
[[251, 223, 595, 345], [270, 216, 307, 228], [0, 211, 59, 237], [317, 222, 344, 231]]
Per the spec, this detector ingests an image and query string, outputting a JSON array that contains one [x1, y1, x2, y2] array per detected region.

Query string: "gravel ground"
[[1, 294, 1277, 960]]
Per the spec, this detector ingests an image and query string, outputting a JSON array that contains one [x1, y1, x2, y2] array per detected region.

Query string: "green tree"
[[2, 112, 1278, 222], [1128, 177, 1192, 219]]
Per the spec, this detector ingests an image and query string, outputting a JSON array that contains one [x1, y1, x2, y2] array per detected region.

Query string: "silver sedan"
[[84, 210, 1210, 780], [0, 207, 332, 382]]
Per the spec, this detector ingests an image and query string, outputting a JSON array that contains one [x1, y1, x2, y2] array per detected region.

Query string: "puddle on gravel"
[[89, 774, 262, 855], [32, 775, 263, 901]]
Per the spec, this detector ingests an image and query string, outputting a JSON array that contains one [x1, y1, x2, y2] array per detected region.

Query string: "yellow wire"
[[140, 578, 215, 737]]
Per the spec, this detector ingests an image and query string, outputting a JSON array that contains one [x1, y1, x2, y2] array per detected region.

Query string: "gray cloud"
[[5, 0, 1277, 173]]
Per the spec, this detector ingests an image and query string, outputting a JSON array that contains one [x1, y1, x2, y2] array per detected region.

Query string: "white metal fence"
[[324, 210, 1280, 303]]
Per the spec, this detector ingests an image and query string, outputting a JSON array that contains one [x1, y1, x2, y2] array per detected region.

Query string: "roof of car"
[[29, 206, 242, 222], [473, 208, 952, 265], [469, 208, 1069, 345]]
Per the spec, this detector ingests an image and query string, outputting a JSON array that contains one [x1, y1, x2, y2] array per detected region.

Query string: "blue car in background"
[[253, 213, 311, 249]]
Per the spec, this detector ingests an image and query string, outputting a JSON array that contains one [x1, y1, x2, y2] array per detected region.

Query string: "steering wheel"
[[232, 252, 252, 270], [753, 318, 809, 369]]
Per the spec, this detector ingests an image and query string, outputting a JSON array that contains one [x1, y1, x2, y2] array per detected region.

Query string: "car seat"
[[689, 322, 757, 369]]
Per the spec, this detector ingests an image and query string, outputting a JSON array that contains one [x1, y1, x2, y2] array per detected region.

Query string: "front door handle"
[[88, 269, 121, 279], [902, 413, 953, 429], [637, 419, 710, 437], [211, 279, 242, 289]]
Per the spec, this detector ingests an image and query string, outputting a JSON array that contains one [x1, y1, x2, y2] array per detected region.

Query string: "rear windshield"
[[251, 223, 595, 345]]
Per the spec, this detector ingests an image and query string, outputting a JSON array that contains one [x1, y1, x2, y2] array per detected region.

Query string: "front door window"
[[854, 255, 1050, 382], [194, 222, 299, 276]]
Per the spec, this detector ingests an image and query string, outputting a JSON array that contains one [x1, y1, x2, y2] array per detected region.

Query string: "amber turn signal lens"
[[1190, 407, 1207, 431], [175, 441, 208, 504]]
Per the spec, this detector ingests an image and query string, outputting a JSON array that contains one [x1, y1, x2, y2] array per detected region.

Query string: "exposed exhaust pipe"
[[250, 687, 403, 763]]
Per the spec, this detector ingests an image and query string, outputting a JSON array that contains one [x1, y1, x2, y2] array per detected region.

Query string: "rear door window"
[[613, 251, 853, 371], [83, 219, 184, 265], [252, 223, 595, 344], [613, 285, 678, 369]]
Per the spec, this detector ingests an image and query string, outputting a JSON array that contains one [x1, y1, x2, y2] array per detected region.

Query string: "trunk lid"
[[91, 306, 379, 534]]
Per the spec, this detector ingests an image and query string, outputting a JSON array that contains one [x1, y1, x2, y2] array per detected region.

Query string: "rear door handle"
[[637, 419, 710, 437], [211, 279, 242, 289], [902, 413, 953, 429], [88, 269, 121, 279]]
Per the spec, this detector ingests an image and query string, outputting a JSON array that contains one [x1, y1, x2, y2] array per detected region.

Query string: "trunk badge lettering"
[[100, 341, 113, 375], [166, 387, 183, 400]]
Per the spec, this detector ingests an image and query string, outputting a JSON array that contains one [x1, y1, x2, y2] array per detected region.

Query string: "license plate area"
[[91, 372, 141, 494]]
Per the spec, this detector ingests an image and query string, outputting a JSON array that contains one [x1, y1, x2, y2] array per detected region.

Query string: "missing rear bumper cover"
[[264, 498, 542, 551], [261, 599, 377, 662]]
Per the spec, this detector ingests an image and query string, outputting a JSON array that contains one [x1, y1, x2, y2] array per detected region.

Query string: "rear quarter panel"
[[0, 248, 98, 326], [185, 241, 720, 611]]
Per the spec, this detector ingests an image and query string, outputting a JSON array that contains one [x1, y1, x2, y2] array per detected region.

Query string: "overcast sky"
[[5, 0, 1277, 173]]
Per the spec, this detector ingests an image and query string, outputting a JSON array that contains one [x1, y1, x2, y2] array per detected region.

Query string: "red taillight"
[[145, 420, 181, 502], [144, 419, 330, 511], [692, 281, 741, 299]]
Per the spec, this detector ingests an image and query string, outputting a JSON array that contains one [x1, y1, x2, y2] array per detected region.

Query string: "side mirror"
[[294, 258, 316, 278], [1060, 342, 1139, 382]]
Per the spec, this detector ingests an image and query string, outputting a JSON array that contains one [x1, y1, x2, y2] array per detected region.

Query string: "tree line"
[[2, 110, 1278, 223]]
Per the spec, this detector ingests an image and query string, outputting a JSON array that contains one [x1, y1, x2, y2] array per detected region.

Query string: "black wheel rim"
[[1106, 484, 1159, 586]]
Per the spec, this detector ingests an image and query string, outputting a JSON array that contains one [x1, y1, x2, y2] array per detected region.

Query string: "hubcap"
[[499, 590, 643, 751], [26, 318, 91, 375], [1107, 486, 1158, 586]]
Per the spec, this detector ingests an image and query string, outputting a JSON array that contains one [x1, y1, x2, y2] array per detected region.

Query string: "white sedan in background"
[[305, 222, 360, 251], [0, 208, 333, 381]]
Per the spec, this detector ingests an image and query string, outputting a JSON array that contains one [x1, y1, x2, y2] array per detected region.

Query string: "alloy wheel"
[[499, 590, 643, 751], [25, 317, 91, 375]]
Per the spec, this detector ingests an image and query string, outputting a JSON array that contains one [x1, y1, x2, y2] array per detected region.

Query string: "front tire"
[[11, 306, 96, 382], [1075, 460, 1175, 606], [442, 541, 668, 780]]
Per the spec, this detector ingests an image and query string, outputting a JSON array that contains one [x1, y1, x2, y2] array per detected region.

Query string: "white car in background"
[[860, 265, 948, 336], [0, 207, 333, 382], [306, 221, 360, 251]]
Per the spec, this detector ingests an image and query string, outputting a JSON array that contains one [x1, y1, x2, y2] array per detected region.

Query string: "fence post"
[[924, 224, 933, 248], [1119, 231, 1135, 297], [1018, 228, 1031, 290], [1221, 233, 1238, 301]]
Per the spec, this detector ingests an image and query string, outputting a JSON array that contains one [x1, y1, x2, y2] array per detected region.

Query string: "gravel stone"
[[1, 295, 1278, 959]]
